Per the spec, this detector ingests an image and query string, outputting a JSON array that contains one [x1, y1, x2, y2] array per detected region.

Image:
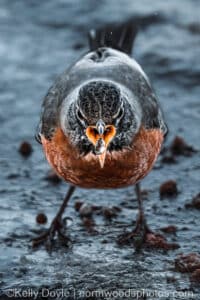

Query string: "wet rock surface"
[[0, 0, 200, 299]]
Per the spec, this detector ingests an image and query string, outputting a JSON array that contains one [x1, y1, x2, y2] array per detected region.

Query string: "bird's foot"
[[117, 214, 179, 251], [32, 217, 71, 250]]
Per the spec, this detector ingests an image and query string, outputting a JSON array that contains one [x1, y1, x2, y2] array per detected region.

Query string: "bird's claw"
[[117, 216, 179, 251], [117, 220, 150, 250], [32, 217, 71, 249]]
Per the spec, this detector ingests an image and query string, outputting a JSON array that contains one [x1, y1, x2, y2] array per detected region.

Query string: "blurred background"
[[0, 0, 199, 298]]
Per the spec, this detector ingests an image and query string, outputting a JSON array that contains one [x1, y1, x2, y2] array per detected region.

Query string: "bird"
[[33, 21, 173, 250]]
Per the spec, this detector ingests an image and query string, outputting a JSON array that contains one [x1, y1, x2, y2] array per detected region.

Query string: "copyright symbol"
[[4, 289, 14, 298]]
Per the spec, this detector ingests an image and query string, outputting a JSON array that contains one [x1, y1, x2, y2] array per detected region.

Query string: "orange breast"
[[41, 127, 163, 189]]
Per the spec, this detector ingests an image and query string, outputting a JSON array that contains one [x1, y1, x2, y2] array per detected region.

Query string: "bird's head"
[[61, 81, 141, 168]]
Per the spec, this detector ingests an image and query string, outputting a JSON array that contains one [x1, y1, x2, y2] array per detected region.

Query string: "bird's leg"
[[117, 183, 150, 250], [133, 182, 149, 236], [32, 185, 75, 249], [117, 183, 179, 251]]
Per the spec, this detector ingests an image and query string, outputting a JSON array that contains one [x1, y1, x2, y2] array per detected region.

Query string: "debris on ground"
[[74, 201, 121, 220], [102, 206, 121, 220], [191, 269, 200, 282], [18, 141, 33, 157], [161, 225, 177, 234], [74, 201, 84, 212], [185, 193, 200, 210], [170, 136, 197, 156], [146, 233, 179, 250], [82, 217, 98, 235], [175, 253, 200, 282], [44, 170, 61, 184], [159, 180, 178, 198], [117, 229, 179, 251], [36, 213, 48, 224], [161, 155, 177, 164], [79, 203, 93, 218]]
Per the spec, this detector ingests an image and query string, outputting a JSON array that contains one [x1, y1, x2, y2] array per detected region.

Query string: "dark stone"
[[18, 141, 33, 157], [160, 180, 178, 198]]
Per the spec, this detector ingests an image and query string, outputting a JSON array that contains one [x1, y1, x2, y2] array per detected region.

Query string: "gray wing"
[[35, 87, 60, 143], [135, 74, 168, 136], [35, 73, 70, 143]]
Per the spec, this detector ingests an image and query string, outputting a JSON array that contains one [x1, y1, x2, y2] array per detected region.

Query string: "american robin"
[[33, 22, 170, 250]]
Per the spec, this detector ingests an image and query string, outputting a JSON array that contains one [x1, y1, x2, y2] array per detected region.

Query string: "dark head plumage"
[[61, 80, 141, 159], [77, 81, 122, 125]]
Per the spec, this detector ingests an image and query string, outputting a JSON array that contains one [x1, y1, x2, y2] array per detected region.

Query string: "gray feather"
[[37, 47, 167, 142]]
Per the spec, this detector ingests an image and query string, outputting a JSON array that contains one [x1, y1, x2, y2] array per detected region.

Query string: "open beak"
[[85, 119, 116, 168]]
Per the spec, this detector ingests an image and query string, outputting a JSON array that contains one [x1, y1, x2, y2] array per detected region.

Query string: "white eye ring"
[[76, 106, 87, 124], [113, 104, 124, 120]]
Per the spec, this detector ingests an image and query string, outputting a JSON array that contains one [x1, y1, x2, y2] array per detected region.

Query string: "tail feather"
[[88, 21, 138, 55]]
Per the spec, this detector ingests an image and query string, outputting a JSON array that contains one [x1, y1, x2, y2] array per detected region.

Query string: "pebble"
[[18, 141, 32, 157], [36, 213, 48, 224], [160, 180, 178, 198]]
